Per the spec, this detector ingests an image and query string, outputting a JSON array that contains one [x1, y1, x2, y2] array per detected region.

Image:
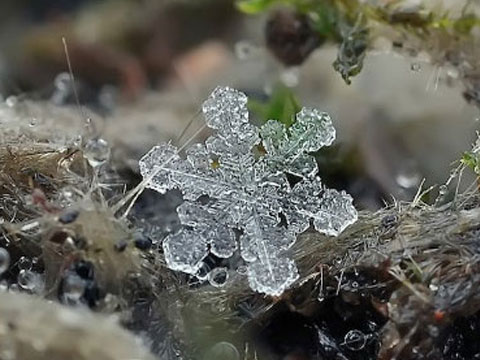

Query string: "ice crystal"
[[139, 87, 357, 296]]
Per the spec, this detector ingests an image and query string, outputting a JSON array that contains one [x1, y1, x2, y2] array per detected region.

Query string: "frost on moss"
[[139, 86, 357, 296]]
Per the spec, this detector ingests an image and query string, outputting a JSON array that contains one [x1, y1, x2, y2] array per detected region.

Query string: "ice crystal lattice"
[[139, 87, 357, 296]]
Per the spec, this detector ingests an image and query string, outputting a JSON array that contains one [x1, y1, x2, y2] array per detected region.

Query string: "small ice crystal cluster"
[[139, 87, 357, 296]]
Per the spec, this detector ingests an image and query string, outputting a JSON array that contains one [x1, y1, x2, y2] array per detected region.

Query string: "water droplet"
[[235, 40, 255, 60], [62, 188, 74, 200], [99, 85, 117, 113], [396, 171, 421, 189], [17, 269, 43, 292], [0, 248, 10, 274], [84, 138, 110, 167], [203, 342, 240, 360], [51, 72, 73, 105], [439, 184, 448, 196], [29, 118, 37, 127], [236, 264, 248, 275], [73, 135, 83, 147], [446, 68, 458, 79], [0, 280, 8, 292], [55, 72, 72, 91], [343, 329, 367, 351], [208, 267, 229, 288], [411, 63, 421, 72], [5, 96, 17, 108]]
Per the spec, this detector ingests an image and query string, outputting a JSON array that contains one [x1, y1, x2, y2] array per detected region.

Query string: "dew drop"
[[236, 264, 248, 275], [5, 96, 17, 108], [410, 62, 421, 72], [208, 267, 229, 288], [17, 269, 43, 292], [84, 138, 110, 167], [396, 171, 420, 189], [84, 117, 95, 134], [203, 341, 240, 360], [438, 184, 448, 197], [51, 72, 73, 105], [54, 72, 72, 91], [29, 117, 37, 127], [62, 188, 74, 200], [234, 40, 255, 60], [0, 280, 8, 292], [73, 135, 83, 147], [446, 68, 459, 79], [99, 85, 117, 113], [343, 329, 367, 351], [0, 248, 10, 274]]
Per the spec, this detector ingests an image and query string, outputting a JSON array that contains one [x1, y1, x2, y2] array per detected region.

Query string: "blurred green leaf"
[[236, 0, 279, 14], [248, 85, 301, 127], [236, 0, 314, 14]]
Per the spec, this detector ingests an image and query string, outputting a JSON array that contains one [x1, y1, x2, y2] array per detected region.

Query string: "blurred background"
[[0, 0, 477, 210]]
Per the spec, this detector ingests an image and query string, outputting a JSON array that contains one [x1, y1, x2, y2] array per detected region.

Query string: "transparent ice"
[[139, 87, 357, 296]]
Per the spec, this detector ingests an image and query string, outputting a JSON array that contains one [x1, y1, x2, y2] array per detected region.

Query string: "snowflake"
[[139, 87, 357, 296]]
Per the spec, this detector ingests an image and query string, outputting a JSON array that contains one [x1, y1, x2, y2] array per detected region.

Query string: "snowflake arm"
[[259, 108, 335, 178]]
